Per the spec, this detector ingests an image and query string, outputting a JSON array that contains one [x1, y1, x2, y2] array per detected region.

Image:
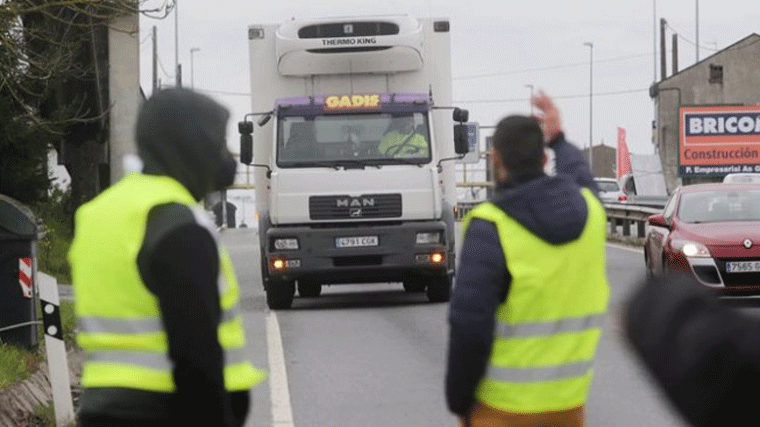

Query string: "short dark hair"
[[492, 115, 544, 175]]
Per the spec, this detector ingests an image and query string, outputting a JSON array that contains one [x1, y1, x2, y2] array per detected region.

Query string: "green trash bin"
[[0, 195, 40, 349]]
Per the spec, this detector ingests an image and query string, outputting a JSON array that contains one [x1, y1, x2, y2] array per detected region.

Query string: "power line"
[[455, 87, 649, 104], [453, 52, 653, 81], [156, 53, 174, 79], [664, 22, 718, 52]]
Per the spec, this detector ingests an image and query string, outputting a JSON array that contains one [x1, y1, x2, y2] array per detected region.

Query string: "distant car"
[[644, 183, 760, 294], [723, 173, 760, 184], [594, 177, 627, 203]]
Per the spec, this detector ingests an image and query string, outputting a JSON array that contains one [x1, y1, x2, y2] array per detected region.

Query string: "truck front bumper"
[[264, 221, 452, 284]]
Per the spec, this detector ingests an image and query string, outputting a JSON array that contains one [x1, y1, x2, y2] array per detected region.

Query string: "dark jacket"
[[78, 89, 248, 427], [445, 134, 599, 416], [625, 273, 760, 427]]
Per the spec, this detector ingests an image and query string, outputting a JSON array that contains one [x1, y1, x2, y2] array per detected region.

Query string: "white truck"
[[239, 15, 469, 309]]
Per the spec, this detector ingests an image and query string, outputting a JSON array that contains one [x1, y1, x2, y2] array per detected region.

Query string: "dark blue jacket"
[[445, 134, 600, 416]]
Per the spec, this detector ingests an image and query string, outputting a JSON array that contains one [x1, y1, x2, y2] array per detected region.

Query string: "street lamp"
[[525, 84, 534, 115], [190, 47, 200, 89], [583, 41, 594, 175]]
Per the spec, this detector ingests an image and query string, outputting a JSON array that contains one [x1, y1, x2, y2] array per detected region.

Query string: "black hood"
[[491, 175, 589, 245], [135, 88, 233, 201]]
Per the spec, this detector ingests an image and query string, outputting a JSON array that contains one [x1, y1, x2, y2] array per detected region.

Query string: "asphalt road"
[[222, 227, 691, 427]]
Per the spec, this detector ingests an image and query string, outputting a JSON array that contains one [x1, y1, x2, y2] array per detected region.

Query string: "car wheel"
[[426, 275, 452, 303], [297, 280, 322, 298], [403, 279, 426, 293], [267, 280, 295, 309]]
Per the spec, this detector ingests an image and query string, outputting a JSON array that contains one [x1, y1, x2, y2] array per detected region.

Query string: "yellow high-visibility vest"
[[378, 131, 429, 157], [462, 188, 609, 413], [69, 173, 265, 392]]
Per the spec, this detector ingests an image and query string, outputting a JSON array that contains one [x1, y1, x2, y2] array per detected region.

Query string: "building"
[[583, 144, 616, 179], [651, 33, 760, 193]]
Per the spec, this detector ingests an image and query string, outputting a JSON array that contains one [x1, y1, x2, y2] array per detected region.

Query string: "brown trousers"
[[460, 403, 585, 427]]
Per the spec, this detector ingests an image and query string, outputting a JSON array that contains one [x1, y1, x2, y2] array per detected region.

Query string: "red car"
[[644, 183, 760, 293]]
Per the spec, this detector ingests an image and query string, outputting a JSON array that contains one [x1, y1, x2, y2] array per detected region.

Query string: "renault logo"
[[744, 239, 753, 249]]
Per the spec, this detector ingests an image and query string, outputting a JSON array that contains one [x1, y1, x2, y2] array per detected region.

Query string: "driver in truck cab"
[[378, 115, 429, 158]]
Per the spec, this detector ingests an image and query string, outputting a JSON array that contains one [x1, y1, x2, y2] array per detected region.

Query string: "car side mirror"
[[647, 213, 669, 228]]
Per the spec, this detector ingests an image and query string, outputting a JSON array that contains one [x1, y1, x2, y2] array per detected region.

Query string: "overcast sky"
[[137, 0, 760, 158]]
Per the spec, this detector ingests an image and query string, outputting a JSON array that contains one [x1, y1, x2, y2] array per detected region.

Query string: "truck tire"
[[267, 280, 295, 309], [297, 280, 322, 297], [403, 279, 426, 293], [426, 275, 452, 303]]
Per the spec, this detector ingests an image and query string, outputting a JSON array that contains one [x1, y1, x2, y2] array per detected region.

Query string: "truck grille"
[[298, 22, 399, 39], [309, 194, 402, 220]]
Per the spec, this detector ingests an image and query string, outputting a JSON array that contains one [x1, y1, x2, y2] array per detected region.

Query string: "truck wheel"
[[297, 280, 322, 297], [426, 275, 452, 303], [403, 279, 426, 293], [267, 280, 295, 309]]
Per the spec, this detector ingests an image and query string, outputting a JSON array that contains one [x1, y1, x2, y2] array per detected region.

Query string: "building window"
[[709, 64, 723, 84]]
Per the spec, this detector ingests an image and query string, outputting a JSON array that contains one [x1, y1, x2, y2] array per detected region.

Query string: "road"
[[222, 227, 691, 427]]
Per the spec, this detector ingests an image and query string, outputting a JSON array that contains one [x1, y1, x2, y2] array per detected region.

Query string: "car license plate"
[[335, 236, 378, 248], [725, 261, 760, 273]]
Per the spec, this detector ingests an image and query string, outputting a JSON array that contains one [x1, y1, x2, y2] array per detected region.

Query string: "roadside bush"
[[32, 187, 73, 284]]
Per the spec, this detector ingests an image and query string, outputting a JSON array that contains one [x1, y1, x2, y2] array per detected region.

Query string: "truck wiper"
[[317, 161, 384, 170]]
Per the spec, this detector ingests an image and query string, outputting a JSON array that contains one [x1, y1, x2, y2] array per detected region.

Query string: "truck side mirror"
[[454, 124, 469, 155], [238, 121, 254, 165], [240, 134, 253, 165], [453, 107, 469, 123]]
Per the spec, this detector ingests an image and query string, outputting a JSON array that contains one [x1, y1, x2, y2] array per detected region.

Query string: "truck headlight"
[[671, 239, 711, 258], [273, 238, 299, 250], [416, 231, 442, 245]]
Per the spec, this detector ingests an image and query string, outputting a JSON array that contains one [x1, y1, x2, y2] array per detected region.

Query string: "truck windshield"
[[277, 112, 431, 167]]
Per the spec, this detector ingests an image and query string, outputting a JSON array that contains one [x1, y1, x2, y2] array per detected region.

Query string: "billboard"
[[679, 105, 760, 177]]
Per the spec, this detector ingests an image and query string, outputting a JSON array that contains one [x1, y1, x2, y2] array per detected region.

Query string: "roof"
[[658, 33, 760, 85]]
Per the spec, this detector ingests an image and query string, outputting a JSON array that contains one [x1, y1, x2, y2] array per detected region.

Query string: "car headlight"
[[416, 231, 442, 245], [273, 238, 299, 250], [671, 239, 711, 257]]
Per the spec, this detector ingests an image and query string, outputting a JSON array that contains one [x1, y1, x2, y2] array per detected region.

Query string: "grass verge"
[[0, 300, 76, 391]]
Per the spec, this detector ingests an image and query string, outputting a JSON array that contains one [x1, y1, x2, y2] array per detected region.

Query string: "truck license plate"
[[725, 261, 760, 273], [335, 236, 378, 248]]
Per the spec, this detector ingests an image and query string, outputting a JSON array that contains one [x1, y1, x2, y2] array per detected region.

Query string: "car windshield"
[[678, 190, 760, 223], [276, 112, 431, 167], [597, 181, 620, 192]]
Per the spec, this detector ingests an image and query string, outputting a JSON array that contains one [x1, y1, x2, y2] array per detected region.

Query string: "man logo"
[[336, 197, 375, 208], [744, 239, 753, 249], [350, 208, 362, 217], [344, 24, 354, 34]]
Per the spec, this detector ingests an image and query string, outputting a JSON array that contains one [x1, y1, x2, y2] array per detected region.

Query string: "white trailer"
[[239, 15, 468, 309]]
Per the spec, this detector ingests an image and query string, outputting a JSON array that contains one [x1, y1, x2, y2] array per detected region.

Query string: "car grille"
[[309, 194, 402, 220], [715, 258, 760, 288]]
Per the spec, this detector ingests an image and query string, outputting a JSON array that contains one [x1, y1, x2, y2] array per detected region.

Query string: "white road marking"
[[606, 243, 644, 254], [266, 311, 295, 427]]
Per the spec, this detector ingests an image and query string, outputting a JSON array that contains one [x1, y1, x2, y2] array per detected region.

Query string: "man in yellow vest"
[[69, 89, 265, 427], [446, 92, 607, 427], [378, 115, 429, 158]]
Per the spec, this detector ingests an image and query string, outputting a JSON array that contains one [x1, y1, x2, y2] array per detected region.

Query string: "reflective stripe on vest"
[[70, 174, 265, 393], [464, 189, 609, 414], [494, 313, 605, 340]]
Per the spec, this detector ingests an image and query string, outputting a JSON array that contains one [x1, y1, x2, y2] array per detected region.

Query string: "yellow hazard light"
[[272, 259, 285, 270], [431, 253, 445, 264]]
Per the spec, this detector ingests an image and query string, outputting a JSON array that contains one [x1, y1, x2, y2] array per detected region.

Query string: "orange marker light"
[[431, 253, 444, 264], [272, 259, 285, 270]]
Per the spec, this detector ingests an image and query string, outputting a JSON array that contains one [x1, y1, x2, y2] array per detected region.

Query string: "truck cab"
[[240, 16, 467, 309]]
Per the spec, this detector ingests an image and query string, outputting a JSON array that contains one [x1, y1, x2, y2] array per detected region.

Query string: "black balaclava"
[[135, 88, 237, 201]]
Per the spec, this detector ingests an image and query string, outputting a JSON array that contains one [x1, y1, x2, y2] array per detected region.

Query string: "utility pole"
[[174, 0, 181, 87], [695, 0, 700, 61], [672, 33, 679, 75], [660, 18, 667, 81], [583, 42, 594, 175], [152, 26, 158, 94]]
